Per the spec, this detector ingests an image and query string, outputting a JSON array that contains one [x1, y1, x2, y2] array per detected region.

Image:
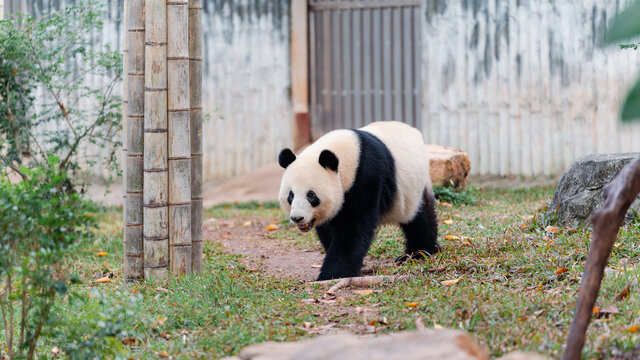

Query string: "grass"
[[42, 187, 640, 359]]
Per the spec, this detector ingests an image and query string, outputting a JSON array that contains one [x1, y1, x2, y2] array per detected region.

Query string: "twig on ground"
[[311, 274, 411, 295], [563, 155, 640, 360]]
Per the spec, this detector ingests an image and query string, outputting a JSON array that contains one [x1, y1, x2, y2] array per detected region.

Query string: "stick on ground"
[[563, 155, 640, 360], [311, 275, 410, 295]]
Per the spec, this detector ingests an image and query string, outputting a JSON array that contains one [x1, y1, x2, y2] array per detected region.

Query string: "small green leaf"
[[621, 78, 640, 122], [606, 1, 640, 44]]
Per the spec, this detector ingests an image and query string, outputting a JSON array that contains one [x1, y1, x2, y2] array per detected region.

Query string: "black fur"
[[316, 130, 440, 280], [400, 190, 440, 256], [319, 150, 339, 172], [279, 148, 296, 169]]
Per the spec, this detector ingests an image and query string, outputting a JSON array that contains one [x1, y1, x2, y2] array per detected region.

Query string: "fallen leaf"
[[405, 302, 421, 308], [593, 305, 619, 318], [301, 298, 319, 304], [356, 306, 364, 313], [520, 214, 534, 220], [592, 307, 601, 313], [444, 235, 460, 240], [440, 202, 452, 208], [353, 289, 373, 295], [159, 350, 169, 358], [122, 337, 137, 345], [51, 346, 60, 355], [628, 325, 639, 333], [156, 317, 167, 325], [533, 309, 545, 317], [303, 321, 313, 330], [555, 267, 569, 275], [615, 285, 630, 301], [545, 226, 560, 233], [247, 268, 259, 272], [443, 219, 454, 225], [441, 277, 463, 286], [265, 224, 279, 231], [311, 264, 322, 268], [93, 276, 111, 284], [242, 221, 252, 226], [96, 252, 108, 257], [155, 287, 169, 293], [433, 321, 443, 330]]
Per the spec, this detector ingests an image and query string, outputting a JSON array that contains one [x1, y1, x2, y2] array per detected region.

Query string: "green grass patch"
[[43, 187, 640, 359]]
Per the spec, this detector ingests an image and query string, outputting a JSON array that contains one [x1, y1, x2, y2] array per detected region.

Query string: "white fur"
[[360, 121, 430, 224]]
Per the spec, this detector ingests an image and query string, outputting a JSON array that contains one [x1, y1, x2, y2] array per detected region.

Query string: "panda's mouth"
[[298, 219, 315, 232]]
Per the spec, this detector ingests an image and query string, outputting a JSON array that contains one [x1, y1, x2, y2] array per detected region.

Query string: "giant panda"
[[278, 121, 439, 281]]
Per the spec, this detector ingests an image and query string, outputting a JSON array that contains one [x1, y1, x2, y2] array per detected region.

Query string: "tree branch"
[[563, 155, 640, 360]]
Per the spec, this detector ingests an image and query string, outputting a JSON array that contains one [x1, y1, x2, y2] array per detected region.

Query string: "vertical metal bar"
[[413, 5, 422, 130], [310, 10, 318, 138], [352, 8, 362, 128], [392, 7, 402, 122], [372, 9, 382, 123], [382, 8, 392, 122], [322, 10, 331, 134], [342, 8, 351, 129], [331, 9, 341, 130], [362, 8, 372, 126], [402, 6, 413, 127]]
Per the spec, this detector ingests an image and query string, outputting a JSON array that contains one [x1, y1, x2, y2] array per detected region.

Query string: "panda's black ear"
[[319, 150, 339, 172], [278, 148, 296, 169]]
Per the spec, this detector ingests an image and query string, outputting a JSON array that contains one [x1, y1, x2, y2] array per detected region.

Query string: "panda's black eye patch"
[[307, 190, 320, 207], [287, 191, 294, 205]]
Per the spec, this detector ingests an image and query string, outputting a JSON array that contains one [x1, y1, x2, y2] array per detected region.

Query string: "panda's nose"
[[291, 216, 304, 223]]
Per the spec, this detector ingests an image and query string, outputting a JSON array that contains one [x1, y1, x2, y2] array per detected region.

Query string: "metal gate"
[[309, 0, 422, 137]]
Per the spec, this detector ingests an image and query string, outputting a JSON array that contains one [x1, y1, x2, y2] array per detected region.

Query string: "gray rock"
[[223, 329, 490, 360], [548, 153, 640, 226]]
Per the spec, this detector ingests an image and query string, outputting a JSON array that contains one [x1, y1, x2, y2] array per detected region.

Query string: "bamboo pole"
[[122, 0, 129, 275], [143, 0, 169, 280], [167, 0, 192, 274], [124, 0, 144, 281], [189, 0, 203, 272]]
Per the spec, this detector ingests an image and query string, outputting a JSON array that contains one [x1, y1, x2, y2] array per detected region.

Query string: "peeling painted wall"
[[422, 0, 640, 176], [201, 0, 292, 181]]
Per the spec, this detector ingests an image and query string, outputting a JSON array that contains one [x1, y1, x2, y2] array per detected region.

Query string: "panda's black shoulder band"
[[278, 148, 296, 169]]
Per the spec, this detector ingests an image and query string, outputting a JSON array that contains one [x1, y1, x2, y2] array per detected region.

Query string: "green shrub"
[[433, 185, 478, 205], [0, 1, 122, 184], [0, 156, 96, 359]]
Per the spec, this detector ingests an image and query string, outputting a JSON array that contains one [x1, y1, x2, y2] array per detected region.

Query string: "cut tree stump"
[[563, 155, 640, 360]]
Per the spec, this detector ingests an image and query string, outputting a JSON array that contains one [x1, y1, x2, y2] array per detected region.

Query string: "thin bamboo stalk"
[[168, 0, 192, 275], [124, 0, 145, 281], [189, 0, 203, 273], [143, 0, 169, 280]]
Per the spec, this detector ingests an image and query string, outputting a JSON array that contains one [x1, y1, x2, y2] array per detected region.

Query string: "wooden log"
[[189, 0, 203, 272], [124, 0, 145, 281], [168, 0, 191, 275], [563, 155, 640, 360], [143, 0, 168, 280]]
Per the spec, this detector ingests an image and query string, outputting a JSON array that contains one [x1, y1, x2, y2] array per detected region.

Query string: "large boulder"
[[548, 153, 640, 226], [427, 145, 471, 189], [224, 329, 489, 360]]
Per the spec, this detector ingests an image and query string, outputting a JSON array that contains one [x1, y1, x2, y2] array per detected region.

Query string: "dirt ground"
[[203, 215, 390, 283]]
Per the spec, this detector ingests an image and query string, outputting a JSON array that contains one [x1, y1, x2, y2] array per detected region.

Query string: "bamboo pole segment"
[[124, 0, 145, 281], [167, 0, 192, 274], [143, 0, 169, 280], [122, 0, 129, 273], [189, 0, 203, 273]]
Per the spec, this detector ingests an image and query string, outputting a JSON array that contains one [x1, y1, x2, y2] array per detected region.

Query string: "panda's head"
[[277, 148, 344, 232]]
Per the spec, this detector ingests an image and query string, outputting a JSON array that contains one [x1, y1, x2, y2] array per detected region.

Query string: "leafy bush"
[[0, 1, 121, 184], [433, 185, 478, 205], [0, 156, 96, 359]]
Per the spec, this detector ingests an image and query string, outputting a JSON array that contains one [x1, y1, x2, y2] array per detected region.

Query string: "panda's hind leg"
[[399, 190, 440, 260]]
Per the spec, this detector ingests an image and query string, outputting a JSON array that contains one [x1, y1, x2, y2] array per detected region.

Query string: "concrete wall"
[[422, 0, 640, 176]]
